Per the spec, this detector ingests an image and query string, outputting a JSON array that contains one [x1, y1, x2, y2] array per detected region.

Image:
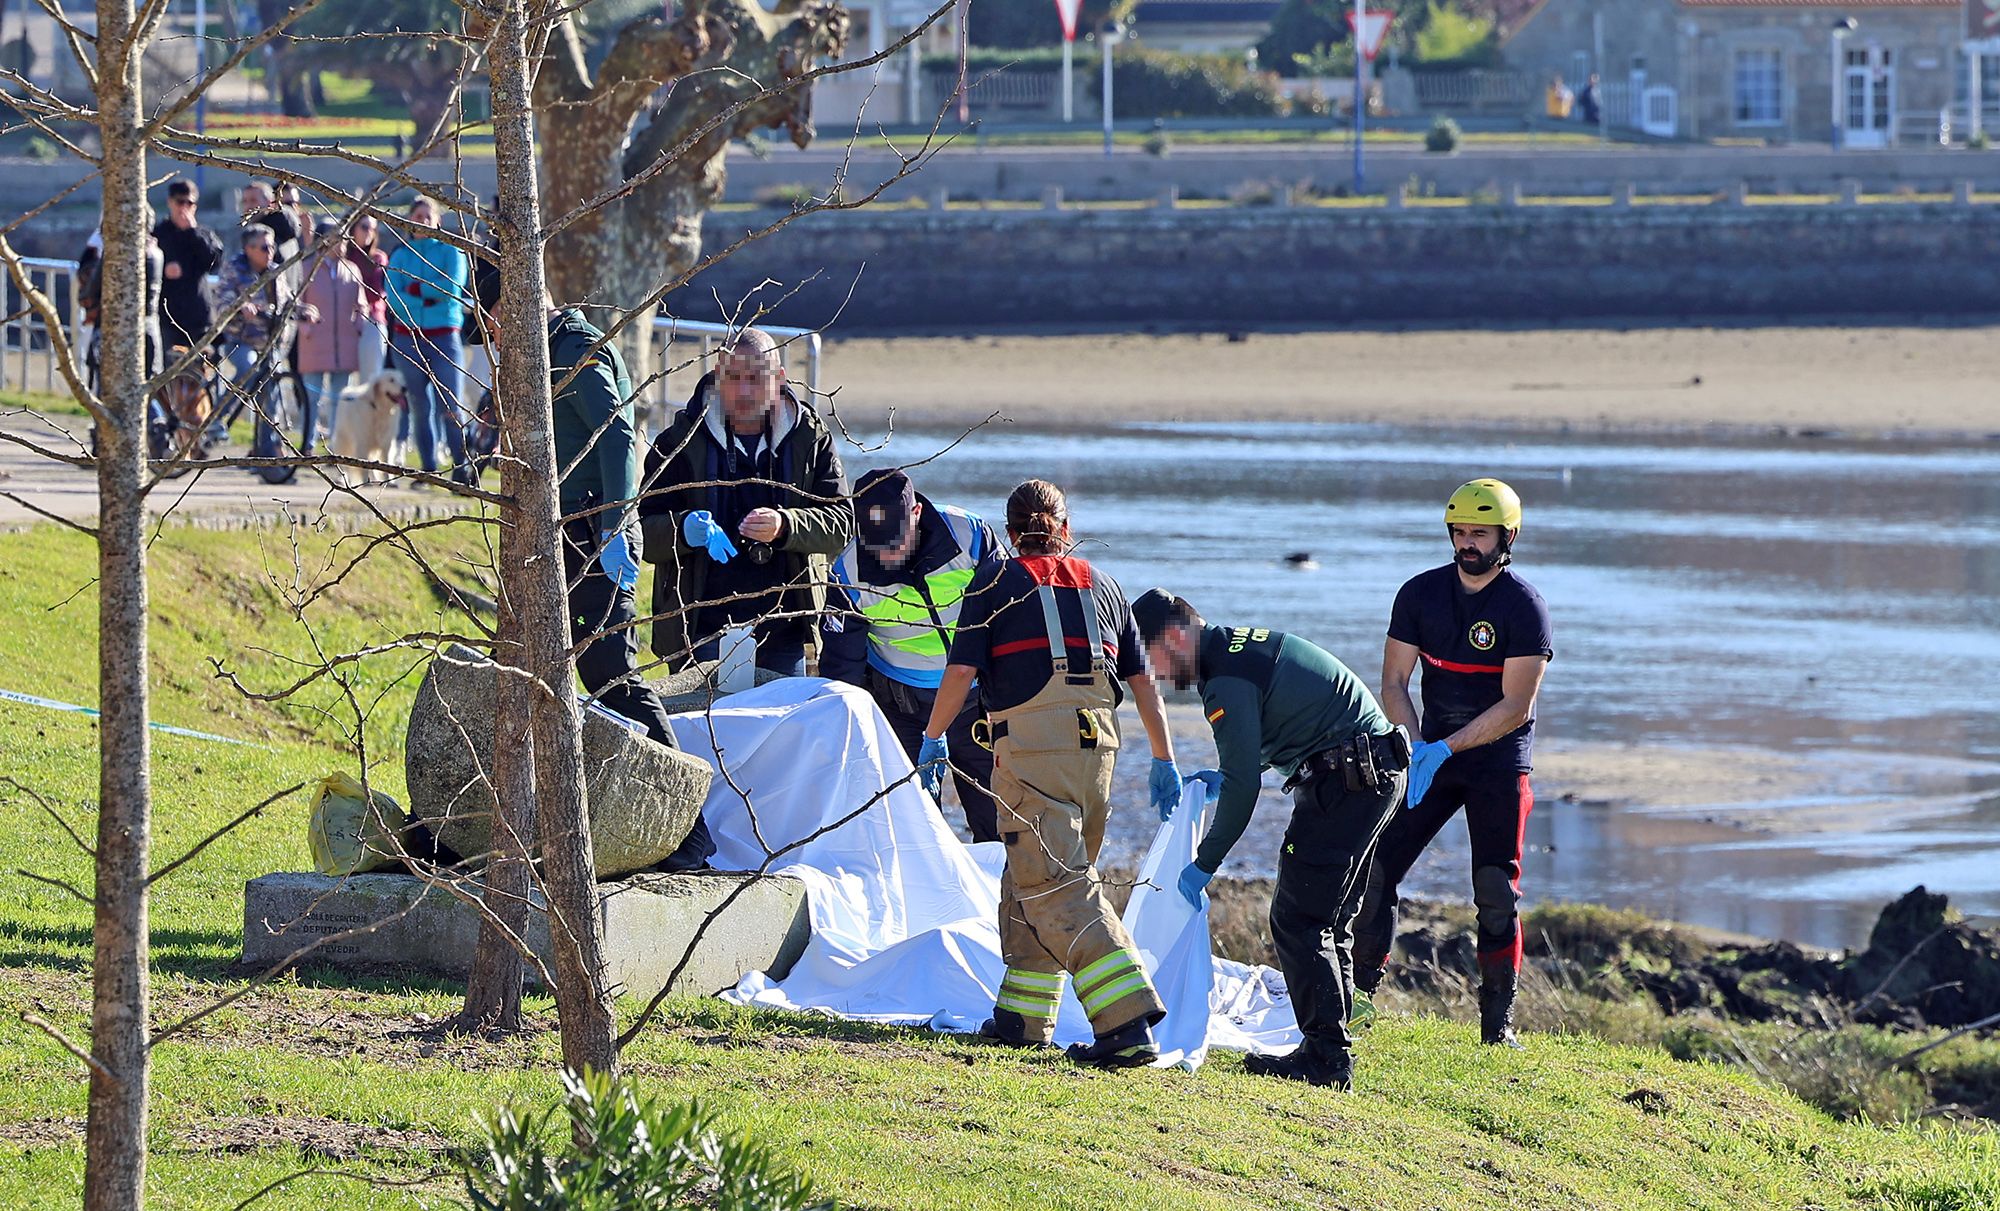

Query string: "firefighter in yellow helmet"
[[1355, 479, 1554, 1048]]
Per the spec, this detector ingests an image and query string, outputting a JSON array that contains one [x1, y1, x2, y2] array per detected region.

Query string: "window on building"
[[1733, 48, 1784, 125]]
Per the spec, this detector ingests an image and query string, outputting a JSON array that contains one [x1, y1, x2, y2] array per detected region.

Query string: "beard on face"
[[1456, 545, 1501, 575]]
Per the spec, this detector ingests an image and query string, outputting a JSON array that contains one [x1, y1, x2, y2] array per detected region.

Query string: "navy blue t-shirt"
[[947, 556, 1145, 714], [1387, 565, 1553, 772]]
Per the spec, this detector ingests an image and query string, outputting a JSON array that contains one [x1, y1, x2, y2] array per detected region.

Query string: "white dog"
[[328, 369, 408, 485]]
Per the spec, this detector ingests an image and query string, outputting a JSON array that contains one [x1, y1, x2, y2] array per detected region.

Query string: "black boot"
[[1063, 1017, 1159, 1069], [1479, 973, 1522, 1049], [1244, 1047, 1353, 1090], [976, 1008, 1049, 1050]]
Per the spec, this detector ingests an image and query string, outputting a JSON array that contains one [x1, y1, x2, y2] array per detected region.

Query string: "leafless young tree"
[[0, 0, 979, 1196]]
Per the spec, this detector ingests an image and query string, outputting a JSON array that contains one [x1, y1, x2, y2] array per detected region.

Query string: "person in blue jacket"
[[384, 195, 475, 484]]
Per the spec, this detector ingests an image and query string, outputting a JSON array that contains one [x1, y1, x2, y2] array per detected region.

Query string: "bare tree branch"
[[22, 1013, 115, 1082]]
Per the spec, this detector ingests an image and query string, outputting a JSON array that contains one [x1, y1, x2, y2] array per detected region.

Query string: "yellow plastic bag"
[[306, 772, 407, 876]]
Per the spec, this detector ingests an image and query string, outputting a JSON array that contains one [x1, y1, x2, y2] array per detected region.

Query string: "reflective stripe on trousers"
[[988, 662, 1163, 1039]]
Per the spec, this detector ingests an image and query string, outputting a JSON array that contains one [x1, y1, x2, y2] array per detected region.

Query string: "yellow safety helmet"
[[1444, 479, 1522, 530]]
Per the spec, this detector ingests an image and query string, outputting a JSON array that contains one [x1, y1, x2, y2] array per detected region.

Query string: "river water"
[[892, 421, 2000, 950]]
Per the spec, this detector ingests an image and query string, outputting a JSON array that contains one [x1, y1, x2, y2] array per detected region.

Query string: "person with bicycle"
[[211, 223, 298, 463]]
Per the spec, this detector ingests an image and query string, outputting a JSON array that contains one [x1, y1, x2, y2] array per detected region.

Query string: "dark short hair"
[[240, 222, 274, 248], [166, 178, 197, 201], [1131, 588, 1200, 646]]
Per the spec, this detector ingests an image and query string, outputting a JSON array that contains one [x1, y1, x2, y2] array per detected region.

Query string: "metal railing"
[[1, 258, 823, 424], [652, 317, 821, 429], [924, 67, 1063, 117], [1410, 70, 1535, 113], [0, 257, 86, 397]]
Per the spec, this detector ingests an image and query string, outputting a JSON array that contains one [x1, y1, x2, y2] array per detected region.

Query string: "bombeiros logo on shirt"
[[1468, 620, 1497, 651]]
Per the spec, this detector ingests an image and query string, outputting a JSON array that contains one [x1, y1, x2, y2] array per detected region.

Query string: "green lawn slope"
[[1, 521, 1996, 1210]]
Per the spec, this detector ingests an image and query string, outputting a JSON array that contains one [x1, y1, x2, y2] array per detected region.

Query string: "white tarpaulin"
[[669, 678, 1301, 1068]]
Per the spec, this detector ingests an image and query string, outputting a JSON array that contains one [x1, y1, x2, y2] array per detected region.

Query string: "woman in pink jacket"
[[296, 219, 366, 453]]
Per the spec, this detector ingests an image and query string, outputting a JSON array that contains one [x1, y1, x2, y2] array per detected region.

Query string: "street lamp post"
[[1830, 17, 1856, 150]]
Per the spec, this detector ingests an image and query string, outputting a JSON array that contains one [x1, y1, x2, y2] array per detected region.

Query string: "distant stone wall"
[[677, 202, 2000, 329]]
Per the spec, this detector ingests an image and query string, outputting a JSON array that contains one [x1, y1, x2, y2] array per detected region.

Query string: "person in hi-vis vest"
[[821, 468, 1006, 841]]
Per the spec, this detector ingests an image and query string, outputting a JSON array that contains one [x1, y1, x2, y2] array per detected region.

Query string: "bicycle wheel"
[[251, 371, 297, 485]]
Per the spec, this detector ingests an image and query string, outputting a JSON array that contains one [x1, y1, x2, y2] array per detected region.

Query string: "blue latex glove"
[[1188, 768, 1223, 796], [682, 510, 737, 563], [917, 734, 949, 800], [596, 529, 640, 591], [1406, 740, 1453, 809], [1149, 757, 1183, 821], [1176, 862, 1213, 912]]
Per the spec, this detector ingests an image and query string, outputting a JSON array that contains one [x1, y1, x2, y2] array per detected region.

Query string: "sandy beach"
[[819, 324, 2000, 437]]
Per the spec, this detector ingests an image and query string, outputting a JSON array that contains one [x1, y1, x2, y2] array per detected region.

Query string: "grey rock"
[[648, 661, 790, 715], [404, 644, 714, 879]]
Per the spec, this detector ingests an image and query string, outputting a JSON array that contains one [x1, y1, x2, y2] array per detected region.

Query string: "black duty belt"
[[1282, 727, 1414, 795]]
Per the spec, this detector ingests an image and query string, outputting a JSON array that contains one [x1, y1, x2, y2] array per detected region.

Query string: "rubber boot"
[[1479, 972, 1523, 1049], [1063, 1016, 1159, 1069], [976, 1008, 1050, 1050], [1244, 1047, 1354, 1091]]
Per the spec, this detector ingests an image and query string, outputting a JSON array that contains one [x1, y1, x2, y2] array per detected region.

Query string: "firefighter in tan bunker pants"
[[921, 479, 1185, 1067]]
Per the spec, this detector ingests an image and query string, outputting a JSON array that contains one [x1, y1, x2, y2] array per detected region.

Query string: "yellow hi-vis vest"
[[830, 505, 986, 689]]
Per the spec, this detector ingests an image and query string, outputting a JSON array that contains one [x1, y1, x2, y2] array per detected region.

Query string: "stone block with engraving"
[[243, 870, 809, 998], [404, 644, 713, 879]]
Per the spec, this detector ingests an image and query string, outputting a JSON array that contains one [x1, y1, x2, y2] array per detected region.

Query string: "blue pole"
[[1353, 68, 1364, 189], [1352, 0, 1365, 191]]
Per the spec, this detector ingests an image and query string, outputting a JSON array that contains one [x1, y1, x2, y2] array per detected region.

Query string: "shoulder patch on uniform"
[[1206, 707, 1226, 723]]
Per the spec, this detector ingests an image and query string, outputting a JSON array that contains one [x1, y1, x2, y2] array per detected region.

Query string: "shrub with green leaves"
[[1087, 48, 1287, 118], [754, 182, 819, 211], [1411, 0, 1497, 69], [463, 1067, 831, 1211], [1255, 0, 1347, 79], [1425, 115, 1461, 152]]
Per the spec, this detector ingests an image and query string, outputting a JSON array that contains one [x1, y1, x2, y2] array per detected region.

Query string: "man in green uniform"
[[475, 281, 703, 866], [1133, 589, 1408, 1089]]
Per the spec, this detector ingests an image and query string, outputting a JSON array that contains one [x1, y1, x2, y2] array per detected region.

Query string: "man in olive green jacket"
[[638, 329, 852, 674]]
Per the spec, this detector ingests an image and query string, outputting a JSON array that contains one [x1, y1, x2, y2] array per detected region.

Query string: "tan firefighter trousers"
[[986, 669, 1165, 1043]]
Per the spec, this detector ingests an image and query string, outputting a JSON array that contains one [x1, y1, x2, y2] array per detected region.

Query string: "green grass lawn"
[[1, 520, 1997, 1208], [1, 388, 89, 420]]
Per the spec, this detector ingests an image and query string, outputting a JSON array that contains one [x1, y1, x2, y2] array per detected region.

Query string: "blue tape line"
[[0, 686, 267, 748]]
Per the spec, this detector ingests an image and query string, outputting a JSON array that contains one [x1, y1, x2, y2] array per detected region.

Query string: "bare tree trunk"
[[536, 0, 846, 387], [488, 0, 617, 1077], [455, 585, 530, 1035], [86, 2, 151, 1208]]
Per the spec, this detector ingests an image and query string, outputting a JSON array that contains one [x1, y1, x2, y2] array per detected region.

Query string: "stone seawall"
[[680, 203, 2000, 329]]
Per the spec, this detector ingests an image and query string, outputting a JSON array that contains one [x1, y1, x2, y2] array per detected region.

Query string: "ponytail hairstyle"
[[1006, 479, 1070, 557]]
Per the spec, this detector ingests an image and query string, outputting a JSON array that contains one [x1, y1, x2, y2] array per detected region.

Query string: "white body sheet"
[[670, 677, 1301, 1067]]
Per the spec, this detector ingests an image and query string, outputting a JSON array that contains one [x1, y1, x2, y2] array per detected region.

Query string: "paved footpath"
[[1, 409, 446, 531]]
